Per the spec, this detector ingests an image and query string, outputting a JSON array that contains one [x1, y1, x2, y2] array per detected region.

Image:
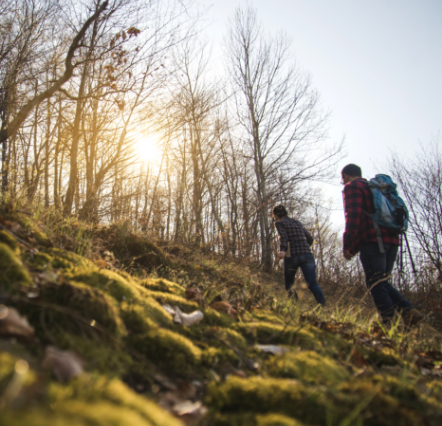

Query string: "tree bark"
[[0, 1, 109, 148]]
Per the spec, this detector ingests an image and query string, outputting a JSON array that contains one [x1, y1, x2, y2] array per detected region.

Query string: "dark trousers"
[[359, 242, 414, 322], [284, 253, 326, 306]]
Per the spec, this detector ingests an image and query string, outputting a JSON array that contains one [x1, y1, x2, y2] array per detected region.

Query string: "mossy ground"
[[0, 208, 441, 425], [0, 242, 33, 291]]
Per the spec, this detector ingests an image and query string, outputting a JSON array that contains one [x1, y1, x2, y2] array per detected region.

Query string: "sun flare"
[[135, 135, 162, 163]]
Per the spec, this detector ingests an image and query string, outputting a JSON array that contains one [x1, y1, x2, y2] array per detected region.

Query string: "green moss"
[[208, 374, 442, 426], [0, 411, 89, 426], [128, 327, 202, 375], [206, 376, 321, 423], [49, 248, 94, 270], [33, 229, 50, 246], [141, 297, 174, 325], [56, 400, 157, 425], [30, 252, 54, 270], [70, 268, 141, 301], [202, 346, 222, 366], [140, 277, 185, 295], [371, 374, 430, 409], [333, 380, 429, 426], [234, 322, 317, 349], [202, 307, 234, 327], [211, 413, 305, 426], [120, 300, 172, 332], [202, 346, 238, 367], [0, 229, 19, 252], [427, 380, 442, 399], [0, 351, 36, 389], [1, 376, 182, 426], [219, 327, 248, 351], [65, 377, 182, 426], [0, 242, 33, 291], [256, 413, 305, 426], [0, 351, 17, 384], [40, 281, 126, 337], [364, 347, 403, 367], [265, 351, 350, 386], [111, 236, 170, 270], [56, 334, 133, 378], [201, 326, 249, 353], [120, 304, 155, 334], [2, 212, 50, 246], [117, 270, 143, 287], [247, 310, 286, 325], [146, 290, 199, 312]]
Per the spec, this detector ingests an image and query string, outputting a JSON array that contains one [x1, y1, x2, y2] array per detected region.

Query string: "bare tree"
[[0, 0, 110, 195], [226, 6, 342, 271], [165, 38, 229, 247], [0, 0, 62, 192], [390, 137, 442, 278]]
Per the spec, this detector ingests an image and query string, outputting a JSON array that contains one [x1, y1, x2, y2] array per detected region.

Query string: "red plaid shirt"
[[342, 178, 399, 255]]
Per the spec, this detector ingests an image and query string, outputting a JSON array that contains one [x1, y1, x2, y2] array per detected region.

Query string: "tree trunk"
[[1, 88, 8, 194], [63, 63, 88, 215]]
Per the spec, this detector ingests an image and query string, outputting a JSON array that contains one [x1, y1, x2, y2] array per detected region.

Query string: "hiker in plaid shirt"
[[273, 205, 325, 306], [341, 163, 423, 326]]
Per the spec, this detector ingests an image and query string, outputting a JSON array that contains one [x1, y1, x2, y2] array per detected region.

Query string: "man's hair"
[[273, 205, 288, 218], [341, 164, 362, 177]]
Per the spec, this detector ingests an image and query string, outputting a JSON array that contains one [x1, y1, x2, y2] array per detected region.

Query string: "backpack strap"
[[362, 209, 385, 254]]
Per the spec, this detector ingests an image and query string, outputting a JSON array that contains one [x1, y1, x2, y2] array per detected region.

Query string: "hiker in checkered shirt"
[[273, 205, 326, 306], [341, 163, 423, 326]]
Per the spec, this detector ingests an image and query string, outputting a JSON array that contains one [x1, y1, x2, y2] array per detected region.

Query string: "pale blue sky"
[[201, 0, 442, 225]]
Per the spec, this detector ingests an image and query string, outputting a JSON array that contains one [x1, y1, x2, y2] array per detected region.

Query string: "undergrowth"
[[0, 203, 441, 426]]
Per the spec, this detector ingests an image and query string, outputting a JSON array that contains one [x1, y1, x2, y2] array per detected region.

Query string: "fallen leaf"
[[173, 400, 208, 426], [173, 306, 204, 327], [350, 349, 368, 368], [103, 250, 114, 258], [40, 270, 58, 282], [185, 287, 203, 305], [95, 259, 108, 269], [163, 304, 176, 316], [210, 301, 238, 317], [230, 369, 247, 378], [177, 381, 198, 399], [414, 355, 434, 369], [173, 400, 203, 416], [255, 344, 290, 356], [9, 222, 21, 233], [41, 346, 84, 383], [152, 372, 178, 391], [0, 306, 35, 341], [371, 325, 386, 338]]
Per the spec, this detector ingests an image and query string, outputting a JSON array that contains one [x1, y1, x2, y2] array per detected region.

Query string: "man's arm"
[[343, 184, 364, 256], [304, 228, 314, 246], [275, 221, 288, 252]]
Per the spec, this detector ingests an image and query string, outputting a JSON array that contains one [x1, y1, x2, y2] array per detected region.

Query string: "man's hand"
[[277, 251, 286, 259], [273, 252, 286, 269], [343, 249, 353, 260]]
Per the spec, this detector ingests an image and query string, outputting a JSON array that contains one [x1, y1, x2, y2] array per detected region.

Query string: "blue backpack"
[[363, 174, 409, 252]]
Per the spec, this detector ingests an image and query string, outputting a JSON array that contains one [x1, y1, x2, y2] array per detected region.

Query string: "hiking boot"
[[402, 309, 424, 329]]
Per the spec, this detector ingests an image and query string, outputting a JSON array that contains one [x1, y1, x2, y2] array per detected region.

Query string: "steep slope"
[[0, 209, 441, 426]]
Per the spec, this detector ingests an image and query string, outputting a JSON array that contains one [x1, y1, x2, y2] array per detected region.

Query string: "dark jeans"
[[284, 253, 326, 305], [359, 242, 414, 322]]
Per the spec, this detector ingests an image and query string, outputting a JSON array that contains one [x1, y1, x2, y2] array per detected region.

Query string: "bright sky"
[[202, 0, 442, 227]]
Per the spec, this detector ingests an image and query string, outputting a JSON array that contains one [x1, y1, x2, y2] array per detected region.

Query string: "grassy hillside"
[[0, 205, 442, 426]]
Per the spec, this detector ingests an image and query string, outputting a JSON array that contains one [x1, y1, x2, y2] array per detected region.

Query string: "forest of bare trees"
[[0, 0, 346, 271]]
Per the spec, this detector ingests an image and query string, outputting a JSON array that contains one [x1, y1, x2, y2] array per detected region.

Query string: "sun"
[[135, 135, 162, 163]]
